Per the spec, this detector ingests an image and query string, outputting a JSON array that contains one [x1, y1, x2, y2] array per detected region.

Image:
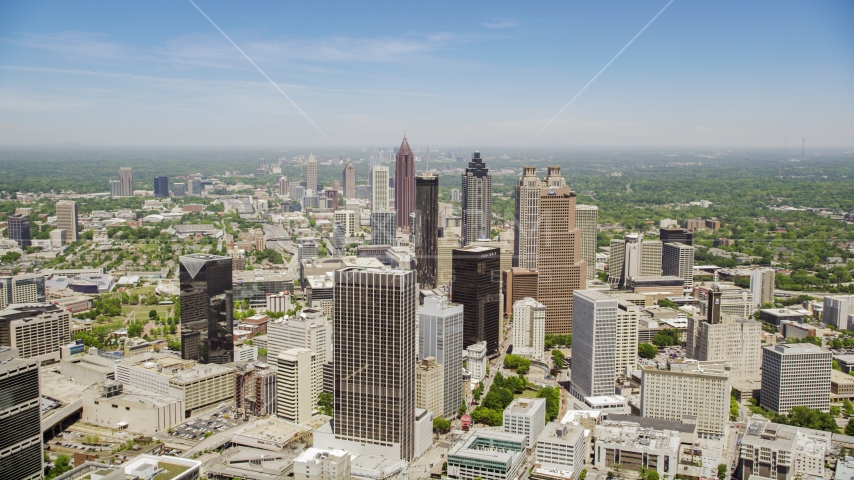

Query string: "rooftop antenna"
[[801, 136, 805, 162]]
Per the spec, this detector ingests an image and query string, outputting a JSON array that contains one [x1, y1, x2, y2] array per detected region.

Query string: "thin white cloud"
[[3, 30, 479, 68], [3, 31, 130, 60], [484, 19, 517, 29]]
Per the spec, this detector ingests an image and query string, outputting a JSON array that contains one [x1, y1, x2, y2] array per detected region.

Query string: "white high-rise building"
[[514, 166, 544, 269], [466, 341, 488, 383], [687, 306, 762, 381], [698, 285, 754, 319], [371, 166, 390, 211], [278, 309, 331, 404], [512, 297, 546, 361], [641, 360, 730, 439], [663, 242, 695, 288], [419, 293, 464, 418], [615, 300, 639, 376], [750, 268, 775, 308], [570, 290, 617, 400], [575, 204, 599, 280], [277, 348, 316, 424], [760, 343, 831, 414], [823, 295, 854, 330]]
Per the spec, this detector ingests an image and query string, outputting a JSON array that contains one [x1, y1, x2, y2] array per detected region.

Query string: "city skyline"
[[1, 1, 851, 147]]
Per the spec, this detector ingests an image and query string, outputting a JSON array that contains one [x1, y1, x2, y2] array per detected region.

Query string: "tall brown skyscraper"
[[333, 267, 416, 460], [537, 182, 586, 334], [394, 135, 415, 229], [342, 163, 356, 199]]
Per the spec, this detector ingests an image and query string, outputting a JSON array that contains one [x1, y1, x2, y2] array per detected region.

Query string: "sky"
[[0, 0, 852, 148]]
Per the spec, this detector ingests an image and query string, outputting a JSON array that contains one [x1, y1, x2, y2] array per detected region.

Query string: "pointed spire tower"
[[395, 133, 416, 230]]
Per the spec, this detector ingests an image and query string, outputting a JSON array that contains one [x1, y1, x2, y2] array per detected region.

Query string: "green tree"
[[552, 349, 566, 368], [537, 386, 561, 421], [844, 399, 854, 416], [846, 420, 854, 436], [638, 343, 658, 359], [717, 464, 728, 480], [318, 392, 333, 416], [433, 417, 451, 433], [580, 470, 587, 480], [148, 309, 157, 319], [459, 403, 468, 417], [47, 454, 73, 479], [127, 322, 143, 338], [258, 348, 268, 357]]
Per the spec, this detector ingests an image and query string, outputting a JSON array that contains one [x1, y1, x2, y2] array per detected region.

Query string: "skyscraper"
[[371, 166, 390, 211], [306, 154, 318, 193], [537, 182, 586, 334], [750, 268, 775, 308], [342, 163, 356, 199], [660, 228, 693, 246], [514, 166, 544, 269], [154, 176, 169, 197], [279, 176, 289, 196], [608, 233, 660, 288], [277, 347, 316, 424], [570, 290, 617, 401], [640, 239, 663, 276], [512, 297, 546, 361], [575, 205, 599, 280], [8, 214, 30, 248], [179, 254, 233, 364], [119, 167, 133, 196], [109, 179, 121, 197], [55, 200, 78, 243], [173, 182, 186, 197], [760, 344, 831, 414], [333, 267, 417, 460], [0, 348, 43, 480], [415, 175, 439, 289], [370, 211, 396, 246], [461, 151, 491, 246], [394, 135, 415, 229], [452, 246, 501, 355], [419, 294, 464, 418], [663, 242, 695, 288]]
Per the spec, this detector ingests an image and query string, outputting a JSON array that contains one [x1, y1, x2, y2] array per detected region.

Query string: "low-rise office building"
[[82, 381, 183, 433], [115, 354, 234, 416], [592, 420, 680, 478], [293, 448, 351, 480], [736, 415, 831, 480], [503, 398, 547, 449], [447, 430, 528, 480], [760, 343, 831, 414], [531, 422, 587, 480], [60, 348, 117, 385]]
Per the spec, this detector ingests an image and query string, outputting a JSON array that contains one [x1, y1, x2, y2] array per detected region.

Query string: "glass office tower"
[[179, 254, 233, 364]]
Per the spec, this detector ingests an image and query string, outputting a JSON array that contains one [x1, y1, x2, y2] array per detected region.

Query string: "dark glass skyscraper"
[[415, 175, 439, 289], [0, 350, 42, 480], [154, 176, 169, 197], [8, 214, 30, 249], [179, 254, 233, 364], [452, 246, 501, 355], [660, 228, 693, 246]]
